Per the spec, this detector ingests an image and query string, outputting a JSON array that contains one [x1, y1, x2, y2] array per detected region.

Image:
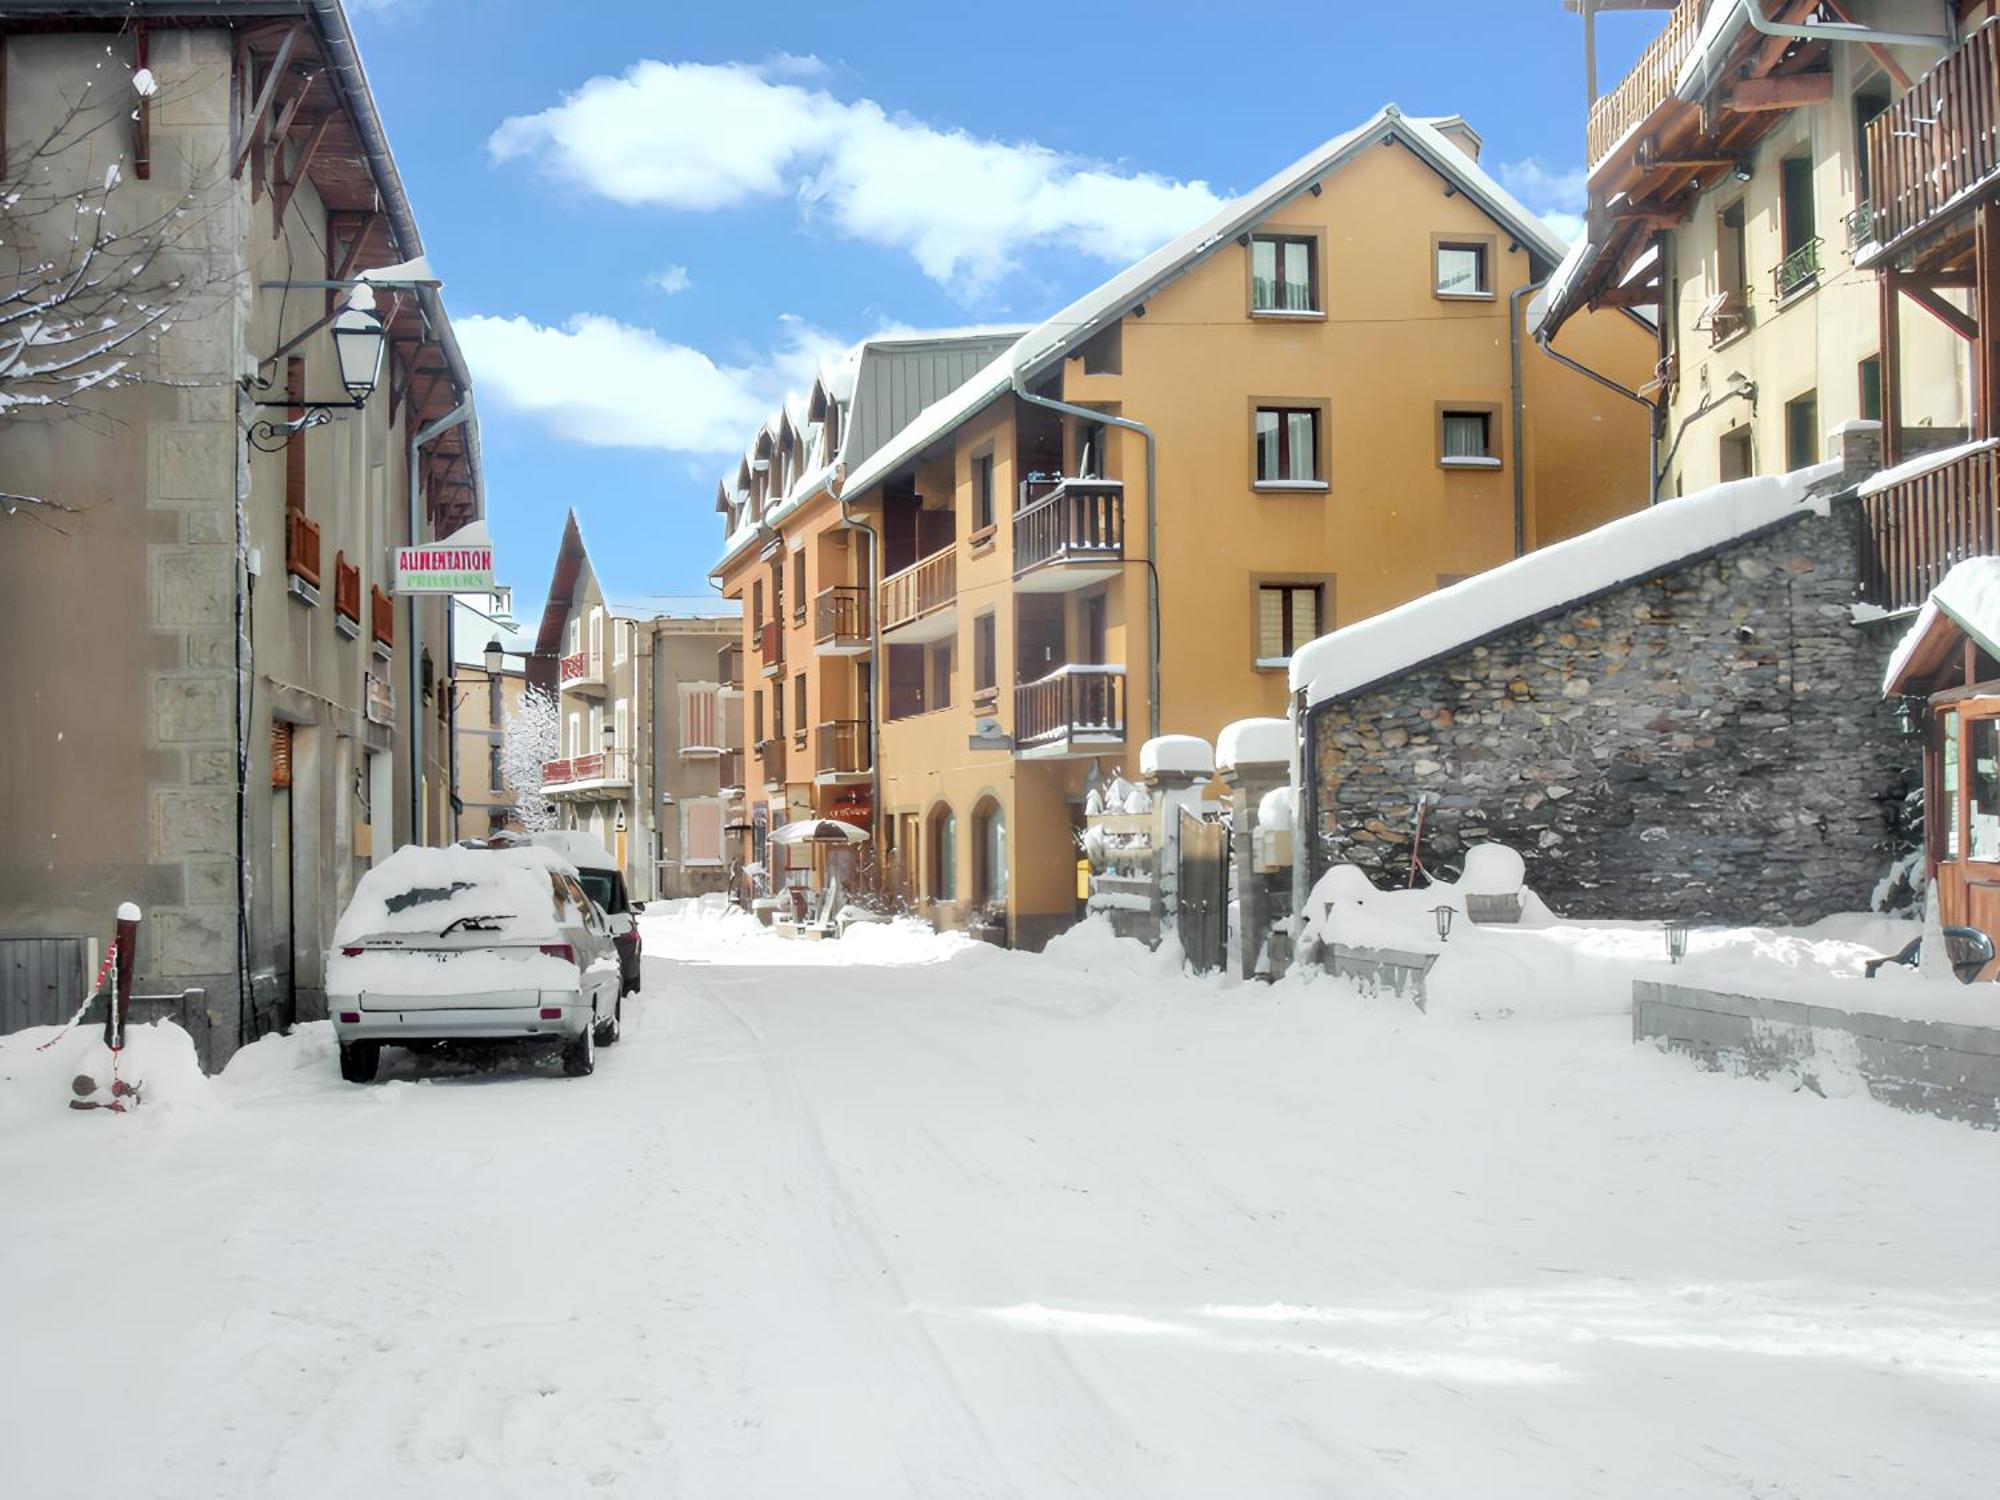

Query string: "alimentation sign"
[[394, 522, 494, 594]]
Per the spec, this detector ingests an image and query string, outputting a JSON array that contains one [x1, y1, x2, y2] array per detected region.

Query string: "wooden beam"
[[1724, 74, 1834, 112], [1612, 209, 1688, 232], [1907, 283, 1978, 342], [1882, 270, 1903, 466], [1822, 0, 1912, 89], [272, 111, 332, 237], [231, 22, 300, 179], [1598, 282, 1662, 307], [133, 22, 149, 179], [1640, 153, 1742, 172], [326, 211, 377, 316]]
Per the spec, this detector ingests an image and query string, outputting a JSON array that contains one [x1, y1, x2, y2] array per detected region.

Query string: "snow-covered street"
[[5, 908, 2000, 1498]]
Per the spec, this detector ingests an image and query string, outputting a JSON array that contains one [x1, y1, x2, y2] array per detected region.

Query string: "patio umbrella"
[[768, 819, 869, 846]]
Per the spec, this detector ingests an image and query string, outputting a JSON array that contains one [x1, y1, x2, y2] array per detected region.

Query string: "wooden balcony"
[[333, 551, 361, 629], [879, 547, 957, 641], [285, 510, 321, 589], [1013, 478, 1124, 592], [718, 640, 744, 692], [370, 584, 394, 650], [542, 748, 632, 795], [1015, 665, 1127, 759], [1859, 444, 2000, 611], [1586, 0, 1703, 170], [815, 719, 870, 782], [759, 619, 783, 676], [757, 736, 786, 788], [560, 648, 606, 694], [814, 585, 870, 654], [1867, 22, 2000, 250]]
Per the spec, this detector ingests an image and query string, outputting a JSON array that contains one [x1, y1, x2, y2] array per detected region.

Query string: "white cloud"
[[1495, 156, 1589, 243], [456, 312, 844, 456], [488, 58, 1222, 293], [645, 264, 692, 294]]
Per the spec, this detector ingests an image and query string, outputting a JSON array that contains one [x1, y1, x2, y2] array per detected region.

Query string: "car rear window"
[[573, 870, 626, 913], [337, 845, 587, 944]]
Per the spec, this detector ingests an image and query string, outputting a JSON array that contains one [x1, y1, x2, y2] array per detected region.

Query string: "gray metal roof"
[[843, 333, 1024, 473]]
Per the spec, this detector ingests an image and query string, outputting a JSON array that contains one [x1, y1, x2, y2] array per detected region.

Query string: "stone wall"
[[1304, 494, 1918, 924]]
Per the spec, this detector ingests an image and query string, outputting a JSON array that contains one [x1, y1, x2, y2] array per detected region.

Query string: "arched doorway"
[[972, 797, 1006, 910], [927, 802, 957, 904]]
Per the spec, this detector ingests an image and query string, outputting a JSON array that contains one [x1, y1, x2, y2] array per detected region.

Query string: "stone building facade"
[[1302, 493, 1918, 924]]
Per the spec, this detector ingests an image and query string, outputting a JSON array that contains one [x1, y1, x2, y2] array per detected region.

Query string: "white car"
[[326, 843, 624, 1083]]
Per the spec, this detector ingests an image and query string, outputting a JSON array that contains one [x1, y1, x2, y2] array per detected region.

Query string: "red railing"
[[560, 649, 602, 685], [370, 584, 394, 647], [880, 548, 956, 633], [1014, 478, 1124, 577], [1868, 21, 2000, 247], [285, 510, 321, 588], [333, 551, 361, 623], [814, 585, 869, 645], [1586, 0, 1703, 169], [816, 719, 869, 775], [1015, 665, 1126, 751], [542, 749, 631, 788], [1860, 445, 2000, 610]]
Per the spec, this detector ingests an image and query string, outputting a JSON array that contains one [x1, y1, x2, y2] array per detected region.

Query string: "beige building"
[[534, 513, 742, 900], [0, 2, 484, 1063]]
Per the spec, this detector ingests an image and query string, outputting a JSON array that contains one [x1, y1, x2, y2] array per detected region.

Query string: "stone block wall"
[[1304, 494, 1918, 924]]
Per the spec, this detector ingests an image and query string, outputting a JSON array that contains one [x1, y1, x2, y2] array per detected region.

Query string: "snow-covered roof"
[[845, 105, 1574, 503], [1290, 461, 1845, 708], [1883, 557, 2000, 696]]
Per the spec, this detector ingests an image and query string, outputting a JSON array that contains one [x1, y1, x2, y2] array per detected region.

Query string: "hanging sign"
[[394, 521, 494, 594]]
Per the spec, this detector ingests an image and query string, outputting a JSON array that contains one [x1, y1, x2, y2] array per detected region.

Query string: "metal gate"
[[1, 936, 88, 1034], [1177, 809, 1230, 974]]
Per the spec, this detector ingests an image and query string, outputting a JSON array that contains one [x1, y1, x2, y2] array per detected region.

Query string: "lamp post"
[[248, 286, 387, 451], [1431, 904, 1456, 943], [1665, 919, 1692, 965]]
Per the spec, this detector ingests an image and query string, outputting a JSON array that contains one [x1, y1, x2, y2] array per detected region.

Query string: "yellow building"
[[715, 106, 1653, 947]]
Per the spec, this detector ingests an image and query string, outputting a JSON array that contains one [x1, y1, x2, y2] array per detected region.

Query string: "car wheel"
[[594, 997, 622, 1047], [338, 1040, 381, 1084], [563, 1015, 597, 1077]]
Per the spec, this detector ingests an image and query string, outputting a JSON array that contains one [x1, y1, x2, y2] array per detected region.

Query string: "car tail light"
[[539, 943, 575, 962], [338, 1011, 360, 1024], [340, 946, 365, 957], [614, 930, 636, 947], [539, 1006, 563, 1020]]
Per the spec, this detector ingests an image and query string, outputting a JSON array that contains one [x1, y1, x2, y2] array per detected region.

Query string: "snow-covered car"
[[326, 844, 623, 1083], [530, 831, 644, 995]]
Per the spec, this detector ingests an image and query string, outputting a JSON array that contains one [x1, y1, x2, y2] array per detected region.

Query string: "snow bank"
[[1139, 734, 1212, 777], [1883, 554, 2000, 694], [1460, 843, 1526, 895], [1216, 717, 1290, 772], [334, 843, 579, 945], [0, 1019, 214, 1130], [1291, 462, 1843, 706]]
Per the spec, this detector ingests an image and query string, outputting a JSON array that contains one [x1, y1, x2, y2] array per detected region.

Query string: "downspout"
[[1008, 372, 1162, 741], [1509, 278, 1546, 557], [408, 401, 471, 842], [1536, 330, 1663, 501]]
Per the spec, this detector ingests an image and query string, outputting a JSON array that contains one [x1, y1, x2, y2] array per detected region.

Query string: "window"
[[973, 798, 1007, 906], [753, 690, 766, 744], [1710, 199, 1751, 344], [772, 678, 785, 739], [1250, 234, 1318, 313], [614, 619, 629, 664], [1435, 240, 1490, 297], [1859, 355, 1882, 424], [1257, 584, 1321, 664], [1778, 153, 1818, 297], [679, 682, 721, 750], [929, 639, 954, 711], [928, 804, 957, 903], [613, 699, 628, 754], [1974, 718, 2000, 862], [1254, 406, 1323, 485], [973, 613, 997, 696], [1942, 709, 1962, 861], [681, 798, 725, 867], [791, 549, 807, 623], [1719, 427, 1754, 481], [973, 452, 996, 534], [792, 674, 807, 741], [487, 676, 502, 722], [488, 744, 502, 789], [752, 578, 764, 628], [1854, 79, 1892, 204], [1439, 407, 1500, 467], [1785, 390, 1819, 470]]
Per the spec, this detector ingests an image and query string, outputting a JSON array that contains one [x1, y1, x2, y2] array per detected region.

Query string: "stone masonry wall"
[[1306, 494, 1918, 924]]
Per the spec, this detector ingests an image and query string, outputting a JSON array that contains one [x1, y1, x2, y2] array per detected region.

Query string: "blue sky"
[[347, 0, 1666, 609]]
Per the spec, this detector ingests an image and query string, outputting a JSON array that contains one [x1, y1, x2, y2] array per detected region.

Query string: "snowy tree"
[[501, 686, 561, 832], [2, 62, 224, 527]]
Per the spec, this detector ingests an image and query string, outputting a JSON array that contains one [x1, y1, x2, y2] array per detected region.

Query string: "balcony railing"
[[718, 748, 744, 791], [1772, 237, 1822, 302], [370, 584, 394, 648], [1015, 665, 1127, 753], [1014, 478, 1124, 579], [1844, 201, 1875, 253], [285, 510, 321, 589], [718, 640, 743, 692], [759, 619, 783, 674], [333, 550, 361, 625], [814, 585, 870, 649], [1868, 21, 2000, 248], [1586, 0, 1704, 170], [816, 719, 869, 777], [757, 736, 785, 787], [1859, 444, 2000, 611], [879, 547, 957, 635], [560, 648, 605, 689], [542, 748, 632, 790]]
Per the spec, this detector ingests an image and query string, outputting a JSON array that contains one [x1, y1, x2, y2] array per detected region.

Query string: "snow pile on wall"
[[1217, 717, 1290, 772], [1461, 844, 1526, 896], [1139, 735, 1213, 777], [1258, 785, 1295, 833], [1290, 462, 1844, 707], [1882, 554, 2000, 694]]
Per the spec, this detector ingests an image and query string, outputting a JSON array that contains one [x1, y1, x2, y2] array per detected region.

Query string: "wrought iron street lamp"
[[1665, 919, 1692, 964], [248, 285, 387, 451], [1431, 904, 1456, 943]]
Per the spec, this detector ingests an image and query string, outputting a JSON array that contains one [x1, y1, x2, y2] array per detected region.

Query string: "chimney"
[[1433, 116, 1483, 162]]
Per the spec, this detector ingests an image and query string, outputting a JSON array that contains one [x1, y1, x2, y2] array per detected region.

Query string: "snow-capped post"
[[101, 903, 142, 1050], [1138, 736, 1215, 958], [1218, 719, 1294, 981]]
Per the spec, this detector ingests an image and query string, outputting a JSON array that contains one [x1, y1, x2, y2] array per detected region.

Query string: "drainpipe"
[[1008, 373, 1162, 741], [1684, 0, 1948, 101], [1509, 278, 1546, 557], [408, 401, 471, 842], [1536, 330, 1663, 501]]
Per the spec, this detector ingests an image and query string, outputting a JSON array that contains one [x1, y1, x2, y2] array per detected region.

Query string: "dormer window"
[[1250, 233, 1319, 314]]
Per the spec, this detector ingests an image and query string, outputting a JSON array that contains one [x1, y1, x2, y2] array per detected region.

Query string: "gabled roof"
[[535, 509, 592, 656], [1884, 556, 2000, 697], [842, 106, 1574, 501]]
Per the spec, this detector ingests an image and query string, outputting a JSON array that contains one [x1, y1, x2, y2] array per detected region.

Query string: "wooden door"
[[1933, 696, 2000, 937]]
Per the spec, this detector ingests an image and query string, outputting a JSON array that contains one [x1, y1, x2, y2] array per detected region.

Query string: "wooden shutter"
[[270, 721, 293, 789]]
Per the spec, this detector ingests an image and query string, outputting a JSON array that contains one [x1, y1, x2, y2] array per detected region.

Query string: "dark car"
[[531, 833, 644, 995]]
